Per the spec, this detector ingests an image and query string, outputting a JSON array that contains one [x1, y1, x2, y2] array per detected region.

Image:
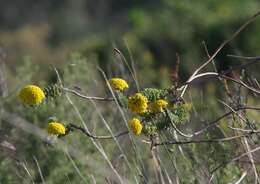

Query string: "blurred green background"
[[1, 1, 260, 183], [1, 0, 260, 86]]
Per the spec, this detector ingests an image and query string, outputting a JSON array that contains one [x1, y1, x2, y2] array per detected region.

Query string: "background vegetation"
[[1, 1, 260, 183]]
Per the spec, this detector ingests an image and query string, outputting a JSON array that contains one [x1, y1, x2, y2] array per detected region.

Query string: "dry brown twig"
[[62, 87, 114, 101], [211, 145, 260, 174], [64, 123, 129, 140], [154, 132, 260, 146]]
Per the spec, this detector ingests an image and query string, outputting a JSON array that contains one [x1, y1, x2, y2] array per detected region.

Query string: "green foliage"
[[141, 88, 168, 102], [168, 103, 192, 124], [0, 158, 18, 183], [44, 84, 62, 100], [143, 121, 157, 136], [141, 103, 191, 136], [115, 91, 128, 108], [155, 115, 169, 131]]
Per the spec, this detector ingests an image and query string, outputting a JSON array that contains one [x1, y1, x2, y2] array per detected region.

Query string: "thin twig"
[[52, 66, 125, 184], [211, 145, 260, 173], [219, 101, 260, 184], [193, 106, 260, 136], [221, 75, 260, 94], [62, 87, 114, 101], [179, 11, 260, 97], [33, 156, 45, 184], [66, 123, 129, 139], [165, 109, 193, 138], [185, 72, 260, 95], [208, 174, 214, 184], [21, 160, 35, 184], [228, 126, 258, 132], [202, 41, 218, 73], [154, 132, 259, 146], [227, 55, 260, 60], [114, 47, 140, 91], [98, 67, 148, 181], [65, 151, 89, 183], [217, 100, 247, 122], [233, 171, 247, 184], [224, 55, 260, 75]]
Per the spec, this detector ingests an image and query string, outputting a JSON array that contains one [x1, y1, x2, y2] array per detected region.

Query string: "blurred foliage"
[[1, 0, 260, 85]]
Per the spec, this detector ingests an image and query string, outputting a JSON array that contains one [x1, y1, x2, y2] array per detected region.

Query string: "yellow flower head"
[[128, 93, 148, 114], [18, 85, 45, 105], [109, 78, 129, 91], [47, 121, 66, 135], [149, 99, 168, 113], [128, 118, 142, 135]]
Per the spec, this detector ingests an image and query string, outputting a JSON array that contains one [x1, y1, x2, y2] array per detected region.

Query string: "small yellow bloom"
[[149, 99, 168, 113], [128, 93, 148, 114], [109, 78, 129, 91], [128, 118, 142, 135], [18, 85, 45, 105], [47, 122, 66, 135]]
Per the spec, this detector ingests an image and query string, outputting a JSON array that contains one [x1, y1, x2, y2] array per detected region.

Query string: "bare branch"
[[65, 123, 129, 140], [193, 106, 260, 136], [233, 171, 247, 184], [191, 11, 260, 78], [165, 109, 193, 138], [155, 132, 260, 146], [185, 72, 260, 95], [179, 11, 260, 97], [62, 87, 114, 101], [211, 145, 260, 173], [227, 55, 260, 60]]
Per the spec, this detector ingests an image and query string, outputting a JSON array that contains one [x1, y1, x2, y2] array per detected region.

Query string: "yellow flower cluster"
[[47, 121, 66, 135], [128, 93, 148, 114], [18, 85, 45, 105], [149, 99, 168, 113], [128, 118, 142, 135], [109, 78, 129, 91]]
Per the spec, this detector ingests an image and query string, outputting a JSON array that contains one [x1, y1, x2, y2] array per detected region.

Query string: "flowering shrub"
[[18, 77, 191, 137], [13, 48, 260, 183]]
